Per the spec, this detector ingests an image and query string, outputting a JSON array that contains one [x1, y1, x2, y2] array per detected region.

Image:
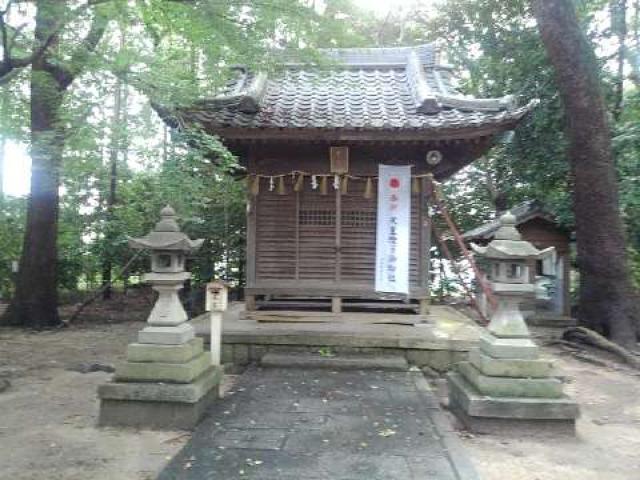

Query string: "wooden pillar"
[[210, 311, 222, 366], [295, 190, 300, 280], [245, 178, 257, 299], [335, 185, 342, 283], [419, 178, 431, 308], [332, 297, 342, 314]]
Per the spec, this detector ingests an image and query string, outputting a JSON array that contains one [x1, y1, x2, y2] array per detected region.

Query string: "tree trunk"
[[4, 8, 63, 327], [533, 0, 639, 347], [102, 74, 123, 300]]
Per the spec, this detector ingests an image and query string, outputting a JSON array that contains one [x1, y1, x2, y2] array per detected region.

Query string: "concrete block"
[[233, 344, 250, 365], [127, 337, 204, 364], [221, 343, 234, 364], [405, 349, 432, 367], [405, 350, 460, 372], [447, 371, 578, 434], [249, 344, 268, 361], [99, 384, 218, 430], [115, 352, 211, 384], [479, 332, 539, 359], [458, 361, 563, 398], [138, 323, 195, 345], [469, 349, 555, 378], [99, 366, 223, 404]]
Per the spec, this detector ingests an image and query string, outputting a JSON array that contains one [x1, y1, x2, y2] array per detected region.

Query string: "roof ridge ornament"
[[406, 50, 441, 114], [237, 72, 267, 113], [209, 71, 267, 114], [435, 93, 517, 112], [315, 44, 437, 67]]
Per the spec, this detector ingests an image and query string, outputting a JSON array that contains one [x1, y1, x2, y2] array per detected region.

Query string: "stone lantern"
[[471, 211, 540, 346], [128, 205, 204, 339], [98, 206, 222, 430], [448, 211, 579, 433]]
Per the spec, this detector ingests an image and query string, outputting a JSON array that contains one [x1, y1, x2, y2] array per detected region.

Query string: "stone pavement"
[[158, 367, 479, 480]]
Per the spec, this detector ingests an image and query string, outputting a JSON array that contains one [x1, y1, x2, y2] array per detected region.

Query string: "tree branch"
[[0, 13, 9, 63], [0, 0, 113, 82], [45, 7, 109, 89]]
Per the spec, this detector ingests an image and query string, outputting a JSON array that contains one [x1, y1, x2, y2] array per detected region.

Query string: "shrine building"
[[168, 44, 535, 314]]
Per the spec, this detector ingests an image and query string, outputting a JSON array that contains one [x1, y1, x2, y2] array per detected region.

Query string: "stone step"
[[260, 352, 408, 371]]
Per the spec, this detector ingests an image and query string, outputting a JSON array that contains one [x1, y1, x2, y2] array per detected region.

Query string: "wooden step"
[[260, 352, 409, 371], [256, 300, 418, 313]]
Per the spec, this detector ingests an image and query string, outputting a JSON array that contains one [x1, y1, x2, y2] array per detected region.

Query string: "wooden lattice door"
[[339, 180, 377, 284], [297, 184, 337, 282], [254, 178, 428, 293]]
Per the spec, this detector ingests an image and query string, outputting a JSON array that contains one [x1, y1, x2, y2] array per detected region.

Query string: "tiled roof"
[[176, 44, 535, 135], [463, 201, 559, 241]]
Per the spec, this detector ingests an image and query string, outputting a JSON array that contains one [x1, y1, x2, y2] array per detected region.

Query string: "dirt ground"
[[0, 321, 192, 480], [1, 313, 640, 480]]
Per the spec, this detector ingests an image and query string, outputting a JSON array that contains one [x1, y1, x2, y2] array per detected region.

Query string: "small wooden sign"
[[330, 146, 349, 173], [206, 281, 229, 312]]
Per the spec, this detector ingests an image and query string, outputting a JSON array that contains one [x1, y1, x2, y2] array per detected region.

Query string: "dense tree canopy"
[[0, 0, 364, 326], [0, 0, 638, 344]]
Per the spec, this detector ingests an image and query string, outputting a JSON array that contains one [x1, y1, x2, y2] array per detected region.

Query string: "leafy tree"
[[533, 0, 639, 346], [0, 195, 24, 298], [0, 0, 354, 328]]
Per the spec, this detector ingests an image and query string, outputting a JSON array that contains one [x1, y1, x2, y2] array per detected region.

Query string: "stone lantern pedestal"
[[98, 206, 223, 430], [448, 212, 579, 433]]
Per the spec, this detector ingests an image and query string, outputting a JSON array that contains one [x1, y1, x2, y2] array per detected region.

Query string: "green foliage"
[[2, 0, 637, 306], [629, 247, 640, 288], [0, 197, 25, 298], [420, 0, 573, 229], [407, 0, 636, 243], [0, 0, 367, 299], [318, 347, 336, 357], [614, 90, 640, 252]]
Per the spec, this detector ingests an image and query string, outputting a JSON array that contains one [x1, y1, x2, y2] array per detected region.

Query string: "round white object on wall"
[[426, 150, 443, 166]]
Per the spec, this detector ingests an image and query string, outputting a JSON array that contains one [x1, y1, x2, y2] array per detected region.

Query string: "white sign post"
[[375, 164, 411, 295], [205, 281, 228, 366]]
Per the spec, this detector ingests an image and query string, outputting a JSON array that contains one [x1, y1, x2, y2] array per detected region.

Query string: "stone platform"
[[192, 303, 481, 372]]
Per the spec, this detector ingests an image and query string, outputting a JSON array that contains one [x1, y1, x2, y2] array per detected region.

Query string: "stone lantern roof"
[[470, 211, 540, 260], [128, 205, 204, 252]]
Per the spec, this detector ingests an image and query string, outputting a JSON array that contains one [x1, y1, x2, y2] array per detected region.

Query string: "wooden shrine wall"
[[252, 182, 425, 293], [243, 142, 484, 298]]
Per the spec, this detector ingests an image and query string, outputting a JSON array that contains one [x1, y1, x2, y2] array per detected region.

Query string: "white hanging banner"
[[375, 164, 411, 294]]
